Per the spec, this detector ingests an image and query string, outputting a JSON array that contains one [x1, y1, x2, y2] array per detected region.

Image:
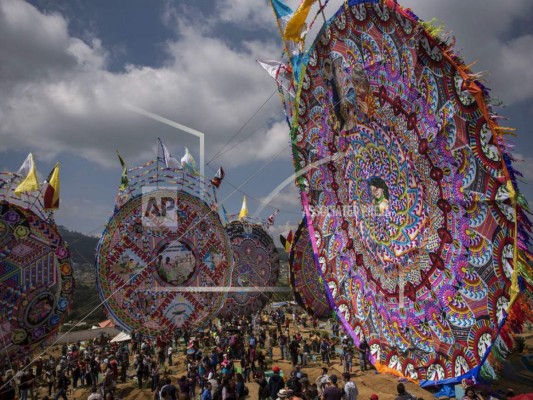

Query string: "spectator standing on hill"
[[394, 383, 416, 400], [320, 339, 330, 365], [268, 366, 285, 400], [321, 375, 343, 400], [358, 339, 369, 372], [342, 373, 358, 400]]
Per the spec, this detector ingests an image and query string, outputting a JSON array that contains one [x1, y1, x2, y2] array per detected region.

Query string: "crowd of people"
[[0, 307, 517, 400]]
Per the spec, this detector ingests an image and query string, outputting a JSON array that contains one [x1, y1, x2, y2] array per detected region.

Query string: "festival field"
[[25, 316, 533, 400]]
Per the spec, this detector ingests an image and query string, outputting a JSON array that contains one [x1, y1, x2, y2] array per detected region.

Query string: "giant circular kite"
[[289, 218, 331, 319], [279, 0, 531, 386], [219, 220, 280, 320], [96, 173, 233, 336], [0, 176, 74, 351]]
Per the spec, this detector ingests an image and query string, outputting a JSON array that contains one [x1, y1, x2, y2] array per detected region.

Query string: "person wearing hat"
[[268, 367, 285, 400], [277, 389, 293, 400], [342, 373, 358, 400], [321, 375, 343, 400]]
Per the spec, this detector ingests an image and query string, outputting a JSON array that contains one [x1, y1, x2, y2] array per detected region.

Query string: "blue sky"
[[1, 0, 533, 241]]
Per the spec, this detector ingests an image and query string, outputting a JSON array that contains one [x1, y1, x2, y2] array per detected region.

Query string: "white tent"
[[110, 332, 131, 343]]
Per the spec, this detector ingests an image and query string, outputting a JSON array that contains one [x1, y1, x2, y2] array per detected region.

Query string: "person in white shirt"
[[342, 373, 358, 400], [88, 386, 103, 400]]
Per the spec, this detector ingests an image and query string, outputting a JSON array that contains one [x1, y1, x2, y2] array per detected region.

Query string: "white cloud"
[[261, 183, 301, 209], [401, 0, 533, 105], [216, 0, 276, 29], [0, 0, 286, 168]]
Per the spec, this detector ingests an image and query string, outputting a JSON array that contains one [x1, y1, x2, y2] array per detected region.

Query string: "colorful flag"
[[14, 153, 39, 195], [238, 196, 248, 220], [43, 163, 60, 210], [279, 230, 294, 253], [210, 167, 225, 188], [117, 151, 129, 190], [159, 138, 180, 169], [283, 0, 315, 42], [257, 60, 295, 97], [266, 209, 280, 227], [270, 0, 306, 82]]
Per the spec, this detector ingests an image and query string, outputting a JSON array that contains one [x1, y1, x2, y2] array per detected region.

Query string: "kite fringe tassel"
[[419, 17, 445, 38], [480, 360, 498, 382], [490, 336, 510, 366], [494, 126, 517, 136]]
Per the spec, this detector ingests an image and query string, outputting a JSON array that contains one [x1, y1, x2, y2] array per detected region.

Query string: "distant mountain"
[[57, 227, 106, 324], [58, 226, 99, 265]]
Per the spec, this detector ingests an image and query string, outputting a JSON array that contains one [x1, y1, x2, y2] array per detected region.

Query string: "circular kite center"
[[156, 241, 197, 285], [346, 122, 427, 270], [25, 292, 55, 327]]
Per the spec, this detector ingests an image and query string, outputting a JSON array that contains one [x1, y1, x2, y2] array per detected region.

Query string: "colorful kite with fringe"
[[268, 0, 532, 387], [219, 218, 281, 320], [0, 156, 73, 353], [95, 146, 233, 336], [288, 218, 332, 319]]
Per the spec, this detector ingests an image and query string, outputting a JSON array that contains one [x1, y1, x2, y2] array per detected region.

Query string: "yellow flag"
[[14, 153, 39, 195], [239, 196, 248, 220], [283, 0, 316, 42]]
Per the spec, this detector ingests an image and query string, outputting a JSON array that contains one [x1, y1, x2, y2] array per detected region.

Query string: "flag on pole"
[[257, 60, 295, 97], [181, 147, 198, 175], [270, 0, 306, 81], [210, 167, 225, 188], [238, 196, 248, 220], [117, 151, 129, 190], [14, 153, 39, 195], [280, 230, 294, 253], [266, 209, 280, 227], [283, 0, 315, 42], [43, 163, 60, 210], [159, 138, 180, 169]]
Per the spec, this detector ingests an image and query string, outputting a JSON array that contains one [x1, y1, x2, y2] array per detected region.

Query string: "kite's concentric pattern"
[[289, 218, 331, 319], [286, 0, 531, 385], [96, 189, 232, 336], [220, 220, 280, 319], [0, 201, 74, 350]]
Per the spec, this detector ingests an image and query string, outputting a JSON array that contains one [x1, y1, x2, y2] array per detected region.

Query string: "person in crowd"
[[202, 381, 213, 400], [395, 383, 416, 400], [462, 387, 483, 400], [54, 370, 70, 400], [268, 366, 285, 400], [342, 373, 358, 400], [321, 375, 343, 400], [88, 386, 103, 400], [358, 339, 369, 372]]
